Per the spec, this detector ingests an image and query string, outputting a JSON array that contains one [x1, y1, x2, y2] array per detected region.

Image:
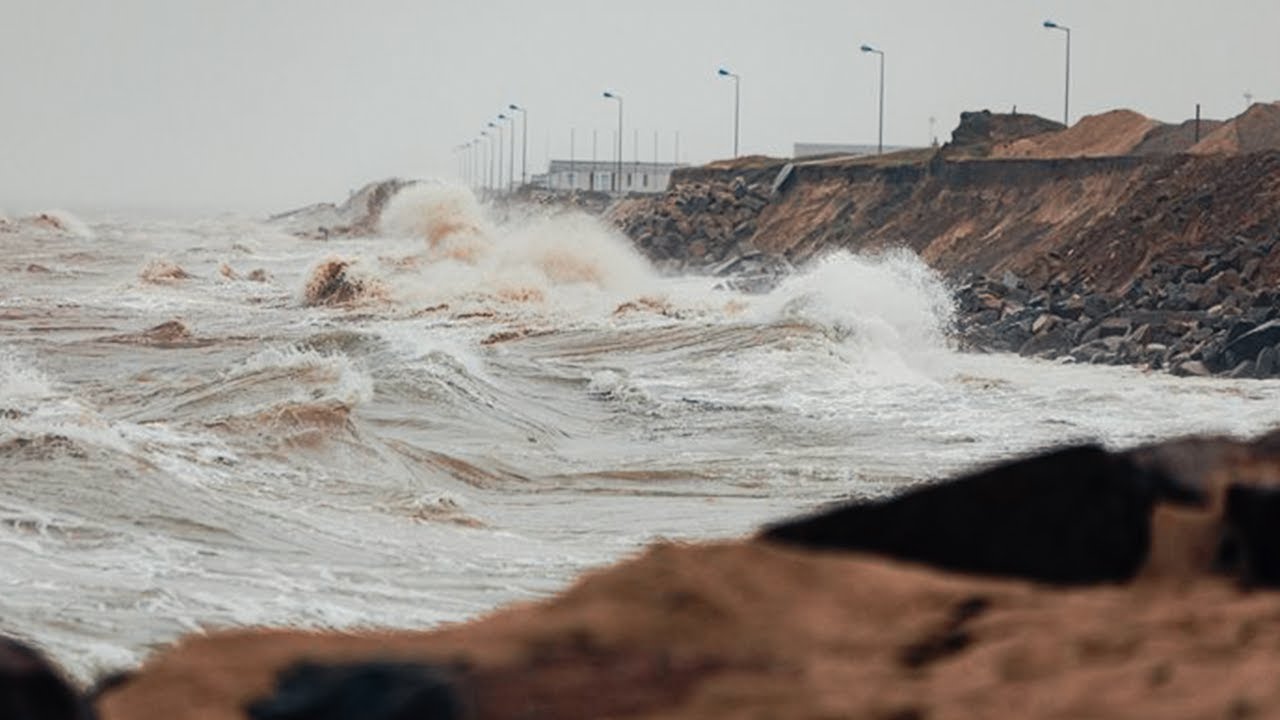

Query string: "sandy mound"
[[993, 110, 1161, 159], [941, 110, 1064, 159], [94, 541, 1280, 720], [1132, 118, 1226, 155], [1190, 102, 1280, 155]]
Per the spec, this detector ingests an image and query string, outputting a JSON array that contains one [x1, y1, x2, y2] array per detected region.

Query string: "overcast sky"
[[2, 1, 1278, 215]]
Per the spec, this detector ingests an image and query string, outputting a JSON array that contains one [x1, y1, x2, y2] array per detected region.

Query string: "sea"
[[4, 182, 1280, 680]]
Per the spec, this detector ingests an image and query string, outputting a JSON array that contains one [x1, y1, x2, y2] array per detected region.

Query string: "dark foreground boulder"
[[247, 661, 462, 720], [0, 638, 90, 720], [761, 445, 1199, 585], [1221, 484, 1280, 587]]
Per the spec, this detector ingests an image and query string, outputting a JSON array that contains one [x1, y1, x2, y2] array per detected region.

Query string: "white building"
[[542, 160, 684, 194]]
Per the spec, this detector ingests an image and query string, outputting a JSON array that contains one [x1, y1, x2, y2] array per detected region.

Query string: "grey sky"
[[2, 1, 1277, 215]]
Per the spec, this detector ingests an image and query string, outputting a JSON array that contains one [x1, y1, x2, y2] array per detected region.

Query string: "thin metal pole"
[[507, 117, 515, 193], [1063, 28, 1071, 126], [570, 128, 576, 190], [1195, 103, 1202, 143], [592, 130, 598, 191], [617, 100, 623, 192], [877, 52, 885, 154], [733, 74, 741, 157], [521, 110, 528, 185]]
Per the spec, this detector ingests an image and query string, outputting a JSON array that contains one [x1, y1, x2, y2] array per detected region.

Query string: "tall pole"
[[487, 121, 503, 192], [604, 91, 623, 193], [487, 133, 495, 192], [718, 68, 741, 157], [1044, 21, 1071, 126], [860, 45, 885, 154], [500, 113, 514, 193], [509, 104, 528, 187]]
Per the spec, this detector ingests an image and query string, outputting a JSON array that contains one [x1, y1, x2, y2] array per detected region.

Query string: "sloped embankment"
[[610, 148, 1280, 377]]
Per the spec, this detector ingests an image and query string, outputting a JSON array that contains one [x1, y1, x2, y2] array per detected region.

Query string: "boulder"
[[761, 445, 1191, 585], [1225, 320, 1280, 367], [0, 638, 89, 720], [247, 661, 462, 720]]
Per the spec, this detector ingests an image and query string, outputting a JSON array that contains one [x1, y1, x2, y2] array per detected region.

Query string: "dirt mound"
[[941, 110, 1064, 158], [993, 109, 1160, 159], [1132, 118, 1225, 155], [1190, 102, 1280, 155]]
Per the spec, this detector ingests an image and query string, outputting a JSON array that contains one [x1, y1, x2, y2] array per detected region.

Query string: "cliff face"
[[612, 151, 1280, 295]]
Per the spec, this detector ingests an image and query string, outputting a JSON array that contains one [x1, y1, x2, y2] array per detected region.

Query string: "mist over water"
[[4, 183, 1280, 680]]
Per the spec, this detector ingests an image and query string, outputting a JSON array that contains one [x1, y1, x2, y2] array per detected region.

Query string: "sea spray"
[[370, 184, 657, 316], [752, 250, 956, 378]]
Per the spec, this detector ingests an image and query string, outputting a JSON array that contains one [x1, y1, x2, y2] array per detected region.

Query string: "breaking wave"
[[331, 184, 657, 314], [753, 250, 956, 377]]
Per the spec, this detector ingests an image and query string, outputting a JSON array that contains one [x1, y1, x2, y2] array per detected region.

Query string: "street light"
[[508, 104, 528, 186], [481, 130, 494, 192], [498, 113, 515, 193], [603, 91, 623, 193], [717, 67, 741, 158], [860, 44, 885, 155], [1043, 20, 1071, 126], [487, 120, 504, 193]]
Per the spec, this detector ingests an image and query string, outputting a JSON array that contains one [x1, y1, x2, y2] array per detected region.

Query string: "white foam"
[[236, 346, 375, 408], [368, 183, 658, 318], [0, 348, 58, 413], [752, 250, 956, 379]]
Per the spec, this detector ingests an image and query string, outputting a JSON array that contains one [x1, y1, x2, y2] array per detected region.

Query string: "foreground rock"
[[73, 429, 1280, 719], [0, 638, 90, 720]]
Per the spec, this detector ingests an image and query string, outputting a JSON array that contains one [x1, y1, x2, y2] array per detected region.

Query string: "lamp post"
[[1043, 20, 1071, 126], [499, 113, 515, 193], [508, 104, 528, 187], [482, 131, 494, 192], [860, 44, 885, 155], [717, 67, 741, 157], [487, 121, 504, 193], [603, 91, 623, 193]]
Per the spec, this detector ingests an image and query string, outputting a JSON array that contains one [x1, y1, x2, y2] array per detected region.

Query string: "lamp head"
[[487, 121, 497, 128], [508, 104, 520, 110], [498, 114, 507, 120], [1043, 20, 1059, 28], [718, 67, 730, 76], [603, 91, 615, 99]]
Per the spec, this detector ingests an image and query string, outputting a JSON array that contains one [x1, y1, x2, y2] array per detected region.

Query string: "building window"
[[642, 174, 648, 188], [626, 173, 632, 187]]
